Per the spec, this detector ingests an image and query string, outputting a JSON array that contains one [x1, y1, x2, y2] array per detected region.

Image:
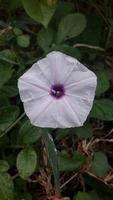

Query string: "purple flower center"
[[50, 84, 65, 99]]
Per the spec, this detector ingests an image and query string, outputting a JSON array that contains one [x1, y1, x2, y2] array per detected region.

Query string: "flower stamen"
[[50, 84, 65, 99]]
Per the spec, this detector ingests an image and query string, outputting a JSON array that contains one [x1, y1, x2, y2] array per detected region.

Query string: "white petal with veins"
[[38, 51, 75, 84], [18, 51, 97, 128]]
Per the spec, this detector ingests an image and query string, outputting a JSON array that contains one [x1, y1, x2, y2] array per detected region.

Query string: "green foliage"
[[0, 173, 14, 200], [73, 15, 102, 46], [84, 174, 113, 195], [0, 49, 16, 64], [17, 34, 30, 48], [0, 160, 9, 172], [0, 0, 113, 199], [0, 106, 19, 133], [0, 65, 13, 88], [90, 152, 109, 177], [22, 0, 57, 27], [13, 27, 23, 36], [9, 0, 22, 10], [75, 123, 93, 139], [75, 192, 93, 200], [43, 131, 60, 192], [90, 99, 113, 120], [57, 13, 87, 43], [1, 79, 18, 97], [56, 2, 74, 20], [37, 27, 55, 52], [0, 95, 9, 107], [96, 72, 110, 95], [18, 120, 42, 144], [55, 129, 70, 141], [16, 147, 37, 180], [58, 151, 86, 171]]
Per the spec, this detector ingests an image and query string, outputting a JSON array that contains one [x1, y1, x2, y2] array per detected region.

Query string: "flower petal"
[[19, 62, 51, 90], [23, 95, 84, 128], [66, 72, 97, 100], [65, 59, 96, 87], [38, 51, 75, 84], [54, 97, 81, 127], [18, 51, 97, 128], [34, 97, 83, 128], [18, 79, 49, 103], [65, 95, 94, 126], [23, 95, 54, 127]]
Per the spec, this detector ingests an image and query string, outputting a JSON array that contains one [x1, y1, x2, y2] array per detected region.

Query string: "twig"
[[106, 60, 113, 68], [0, 26, 12, 36], [87, 0, 109, 24], [102, 128, 113, 139], [94, 138, 113, 143], [80, 174, 85, 192], [105, 24, 113, 48], [60, 173, 78, 189], [73, 43, 105, 52], [0, 112, 25, 138], [12, 174, 19, 180]]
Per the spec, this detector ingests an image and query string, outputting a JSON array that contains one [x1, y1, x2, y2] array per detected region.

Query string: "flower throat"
[[50, 84, 65, 99]]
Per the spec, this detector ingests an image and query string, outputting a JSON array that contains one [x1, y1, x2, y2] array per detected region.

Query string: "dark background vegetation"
[[0, 0, 113, 199]]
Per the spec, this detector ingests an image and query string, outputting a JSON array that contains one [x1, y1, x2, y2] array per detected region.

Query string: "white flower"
[[18, 51, 97, 128]]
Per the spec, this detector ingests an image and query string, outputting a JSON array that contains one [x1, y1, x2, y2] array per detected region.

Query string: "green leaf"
[[0, 106, 19, 134], [55, 129, 70, 141], [75, 123, 93, 139], [90, 152, 109, 177], [0, 49, 16, 60], [89, 191, 101, 200], [0, 160, 9, 172], [37, 27, 55, 52], [0, 49, 17, 65], [58, 151, 86, 171], [22, 0, 57, 27], [96, 72, 110, 95], [13, 27, 23, 36], [56, 2, 74, 20], [17, 147, 37, 179], [0, 65, 13, 88], [0, 135, 9, 149], [90, 99, 113, 121], [57, 13, 87, 43], [43, 132, 60, 193], [17, 34, 30, 48], [73, 15, 102, 47], [75, 192, 93, 200], [9, 0, 22, 10], [1, 85, 18, 97], [0, 173, 14, 200], [18, 120, 42, 144], [0, 95, 10, 107], [102, 196, 113, 200], [0, 77, 18, 97], [84, 174, 113, 195], [15, 192, 32, 200]]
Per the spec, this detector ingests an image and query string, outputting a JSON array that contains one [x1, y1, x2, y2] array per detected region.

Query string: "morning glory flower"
[[18, 51, 97, 128]]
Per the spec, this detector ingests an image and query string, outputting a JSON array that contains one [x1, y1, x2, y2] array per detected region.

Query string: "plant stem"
[[0, 112, 25, 138], [73, 43, 105, 52]]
